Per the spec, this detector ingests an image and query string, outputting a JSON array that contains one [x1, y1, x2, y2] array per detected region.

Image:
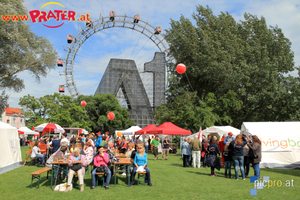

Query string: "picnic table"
[[115, 153, 127, 158], [114, 158, 131, 187], [50, 159, 69, 189]]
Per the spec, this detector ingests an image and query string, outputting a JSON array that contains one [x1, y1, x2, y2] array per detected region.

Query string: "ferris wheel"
[[57, 11, 171, 99]]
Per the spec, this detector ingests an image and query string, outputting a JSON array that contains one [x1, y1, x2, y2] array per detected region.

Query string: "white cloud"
[[6, 0, 298, 108]]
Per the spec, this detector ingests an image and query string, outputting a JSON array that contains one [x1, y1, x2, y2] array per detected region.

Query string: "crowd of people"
[[28, 130, 262, 191], [181, 133, 262, 180], [30, 132, 157, 191]]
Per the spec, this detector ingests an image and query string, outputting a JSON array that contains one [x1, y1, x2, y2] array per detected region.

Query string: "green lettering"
[[288, 138, 296, 147]]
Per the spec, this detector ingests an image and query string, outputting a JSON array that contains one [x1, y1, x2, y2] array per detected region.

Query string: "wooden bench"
[[137, 171, 147, 186], [30, 167, 52, 189]]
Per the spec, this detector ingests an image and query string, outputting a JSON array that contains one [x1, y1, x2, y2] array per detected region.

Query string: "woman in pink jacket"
[[65, 147, 87, 192], [91, 146, 111, 189]]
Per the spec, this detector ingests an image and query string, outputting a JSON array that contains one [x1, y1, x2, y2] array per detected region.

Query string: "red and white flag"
[[198, 126, 202, 141]]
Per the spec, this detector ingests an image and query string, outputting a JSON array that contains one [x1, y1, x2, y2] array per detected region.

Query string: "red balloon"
[[176, 63, 186, 74], [107, 112, 115, 120], [81, 100, 86, 106]]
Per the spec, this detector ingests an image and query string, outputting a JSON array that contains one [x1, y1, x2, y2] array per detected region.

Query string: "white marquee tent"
[[115, 126, 142, 137], [0, 122, 22, 174], [188, 126, 241, 138], [18, 127, 38, 135], [241, 122, 300, 169]]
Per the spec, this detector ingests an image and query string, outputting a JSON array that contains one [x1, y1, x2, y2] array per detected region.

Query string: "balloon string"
[[185, 73, 196, 94]]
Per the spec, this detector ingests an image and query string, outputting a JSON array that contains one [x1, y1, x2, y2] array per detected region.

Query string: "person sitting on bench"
[[65, 147, 87, 192], [31, 141, 46, 167], [91, 146, 111, 190], [130, 144, 153, 187]]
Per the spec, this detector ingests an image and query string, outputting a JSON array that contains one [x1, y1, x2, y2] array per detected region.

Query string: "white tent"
[[18, 127, 38, 135], [115, 126, 142, 137], [201, 126, 240, 137], [241, 122, 300, 169], [0, 122, 22, 174]]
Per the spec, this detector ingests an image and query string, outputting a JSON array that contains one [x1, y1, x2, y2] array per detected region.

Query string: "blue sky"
[[6, 0, 300, 108]]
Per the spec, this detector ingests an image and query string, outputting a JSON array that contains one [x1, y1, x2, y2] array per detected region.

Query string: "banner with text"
[[260, 137, 300, 152]]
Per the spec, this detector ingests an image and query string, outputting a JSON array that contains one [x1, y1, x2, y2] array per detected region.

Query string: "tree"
[[19, 93, 92, 131], [0, 91, 9, 114], [0, 0, 57, 113], [19, 93, 135, 133], [164, 5, 299, 128], [76, 93, 135, 133]]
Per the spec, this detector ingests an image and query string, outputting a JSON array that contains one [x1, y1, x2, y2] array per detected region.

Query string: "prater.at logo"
[[1, 1, 90, 28]]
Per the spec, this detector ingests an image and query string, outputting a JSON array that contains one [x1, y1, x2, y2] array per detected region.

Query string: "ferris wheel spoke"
[[63, 13, 171, 98]]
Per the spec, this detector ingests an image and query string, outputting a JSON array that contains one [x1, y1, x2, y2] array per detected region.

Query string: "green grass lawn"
[[0, 146, 299, 200]]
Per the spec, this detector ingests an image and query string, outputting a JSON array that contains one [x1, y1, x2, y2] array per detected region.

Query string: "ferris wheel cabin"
[[58, 85, 65, 93], [67, 34, 73, 43], [134, 14, 140, 23], [154, 26, 162, 35], [57, 58, 63, 67], [86, 19, 92, 27], [110, 11, 116, 21]]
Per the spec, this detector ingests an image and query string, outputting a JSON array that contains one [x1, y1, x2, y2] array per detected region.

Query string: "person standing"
[[150, 136, 154, 153], [206, 137, 220, 176], [162, 137, 170, 160], [223, 144, 232, 178], [95, 133, 102, 149], [22, 136, 26, 147], [151, 136, 159, 160], [130, 136, 135, 143], [202, 139, 209, 167], [228, 134, 247, 180], [181, 138, 190, 167], [207, 135, 212, 143], [243, 136, 250, 177], [144, 135, 149, 153], [224, 132, 235, 145], [48, 136, 61, 154], [247, 135, 262, 179], [61, 133, 70, 146], [190, 135, 202, 168]]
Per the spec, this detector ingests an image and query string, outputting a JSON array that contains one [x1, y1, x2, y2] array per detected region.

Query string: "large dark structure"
[[95, 52, 166, 128]]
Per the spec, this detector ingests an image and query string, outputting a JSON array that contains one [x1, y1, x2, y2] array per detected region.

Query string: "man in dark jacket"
[[190, 135, 202, 168], [48, 136, 61, 154]]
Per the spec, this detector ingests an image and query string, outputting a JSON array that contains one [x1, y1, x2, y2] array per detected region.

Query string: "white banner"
[[260, 137, 300, 152]]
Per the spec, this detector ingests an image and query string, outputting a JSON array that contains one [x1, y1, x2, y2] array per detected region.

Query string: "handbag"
[[248, 148, 258, 159], [96, 165, 108, 175], [71, 156, 82, 171]]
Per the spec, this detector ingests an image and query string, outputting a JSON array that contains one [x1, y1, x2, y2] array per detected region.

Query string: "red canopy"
[[18, 130, 24, 134], [135, 124, 157, 135], [146, 122, 191, 135]]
